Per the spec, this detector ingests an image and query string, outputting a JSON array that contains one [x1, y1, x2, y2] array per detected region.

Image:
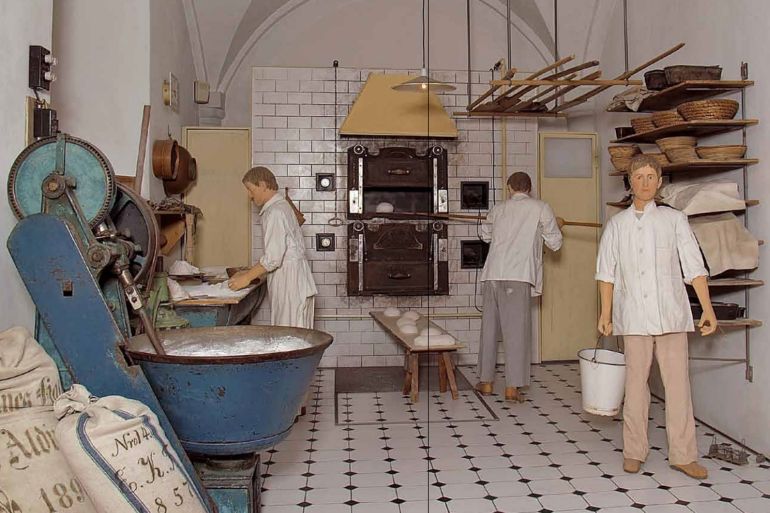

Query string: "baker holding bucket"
[[595, 154, 717, 480]]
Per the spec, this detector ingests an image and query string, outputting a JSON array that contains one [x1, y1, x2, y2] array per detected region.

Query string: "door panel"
[[183, 127, 251, 267], [539, 133, 599, 361]]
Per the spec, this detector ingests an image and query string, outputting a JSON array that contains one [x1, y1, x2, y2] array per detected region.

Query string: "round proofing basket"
[[664, 146, 699, 163], [608, 145, 641, 158], [695, 145, 747, 161], [677, 99, 739, 121], [651, 110, 684, 128], [645, 152, 670, 166], [151, 139, 178, 180], [578, 347, 626, 416], [655, 136, 697, 152], [611, 156, 633, 172], [630, 117, 656, 133]]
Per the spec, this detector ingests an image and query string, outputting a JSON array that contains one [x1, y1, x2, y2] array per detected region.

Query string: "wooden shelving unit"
[[608, 159, 759, 176], [611, 119, 758, 144], [607, 80, 754, 112], [606, 70, 760, 382]]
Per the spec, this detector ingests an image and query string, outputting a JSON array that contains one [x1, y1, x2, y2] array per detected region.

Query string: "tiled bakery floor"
[[260, 364, 770, 513]]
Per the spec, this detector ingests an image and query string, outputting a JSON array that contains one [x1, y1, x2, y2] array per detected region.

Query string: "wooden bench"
[[370, 311, 465, 403]]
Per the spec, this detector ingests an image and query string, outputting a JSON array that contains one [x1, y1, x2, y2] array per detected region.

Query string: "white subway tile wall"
[[251, 67, 539, 368]]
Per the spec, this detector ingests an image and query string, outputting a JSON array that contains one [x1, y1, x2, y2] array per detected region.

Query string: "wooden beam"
[[467, 67, 517, 111], [553, 42, 685, 113], [495, 54, 575, 99], [505, 73, 577, 112], [508, 71, 602, 112], [481, 59, 599, 112], [492, 78, 640, 86]]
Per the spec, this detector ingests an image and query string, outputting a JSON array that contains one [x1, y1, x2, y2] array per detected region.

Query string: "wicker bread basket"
[[656, 136, 697, 152], [677, 99, 739, 121], [664, 146, 699, 163], [651, 110, 685, 128], [695, 145, 747, 161], [630, 116, 656, 133], [645, 152, 671, 166], [608, 145, 641, 158]]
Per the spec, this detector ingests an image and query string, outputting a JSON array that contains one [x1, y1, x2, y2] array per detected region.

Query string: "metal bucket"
[[127, 325, 332, 456]]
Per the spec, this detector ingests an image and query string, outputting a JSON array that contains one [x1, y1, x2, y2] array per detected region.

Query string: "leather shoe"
[[505, 387, 525, 403], [475, 382, 493, 395], [671, 461, 708, 480], [623, 458, 642, 473]]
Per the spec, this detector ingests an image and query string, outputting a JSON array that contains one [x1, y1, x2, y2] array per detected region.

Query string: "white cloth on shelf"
[[659, 181, 745, 216], [689, 213, 759, 276], [167, 278, 192, 301]]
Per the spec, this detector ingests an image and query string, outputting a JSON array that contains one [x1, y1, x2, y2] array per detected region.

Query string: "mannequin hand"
[[556, 217, 565, 229], [698, 309, 718, 336], [228, 270, 255, 291], [597, 316, 613, 336]]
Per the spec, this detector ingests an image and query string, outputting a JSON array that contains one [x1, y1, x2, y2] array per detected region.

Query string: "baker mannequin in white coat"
[[596, 154, 717, 480], [228, 166, 317, 329]]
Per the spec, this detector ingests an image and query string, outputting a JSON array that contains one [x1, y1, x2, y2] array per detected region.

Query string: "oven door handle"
[[387, 168, 411, 175], [387, 272, 412, 280]]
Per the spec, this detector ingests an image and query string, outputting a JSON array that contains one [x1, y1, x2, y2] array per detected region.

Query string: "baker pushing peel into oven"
[[594, 154, 718, 481]]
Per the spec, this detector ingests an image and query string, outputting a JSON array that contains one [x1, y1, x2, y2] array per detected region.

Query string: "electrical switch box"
[[29, 45, 57, 91]]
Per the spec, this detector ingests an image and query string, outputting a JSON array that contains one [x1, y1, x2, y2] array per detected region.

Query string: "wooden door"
[[538, 132, 600, 361], [183, 127, 251, 267]]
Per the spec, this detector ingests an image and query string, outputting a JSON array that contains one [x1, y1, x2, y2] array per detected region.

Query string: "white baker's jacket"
[[258, 194, 317, 325], [595, 202, 708, 336], [479, 193, 563, 296]]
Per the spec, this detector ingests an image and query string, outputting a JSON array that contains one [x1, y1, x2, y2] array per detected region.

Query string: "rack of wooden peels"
[[456, 43, 686, 118]]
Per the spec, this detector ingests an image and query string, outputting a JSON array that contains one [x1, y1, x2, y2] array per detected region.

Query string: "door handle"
[[387, 272, 412, 280]]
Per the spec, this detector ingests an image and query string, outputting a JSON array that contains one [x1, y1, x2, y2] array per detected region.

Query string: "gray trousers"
[[477, 280, 532, 388]]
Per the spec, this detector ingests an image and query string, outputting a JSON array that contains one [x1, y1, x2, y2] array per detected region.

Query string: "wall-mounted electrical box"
[[316, 173, 335, 191], [29, 45, 56, 91], [316, 233, 335, 252]]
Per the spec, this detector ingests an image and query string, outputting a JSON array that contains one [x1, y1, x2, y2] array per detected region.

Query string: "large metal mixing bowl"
[[127, 325, 332, 455]]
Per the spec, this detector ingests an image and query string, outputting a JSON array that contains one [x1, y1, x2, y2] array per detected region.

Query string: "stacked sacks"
[[54, 385, 209, 513], [0, 327, 96, 513]]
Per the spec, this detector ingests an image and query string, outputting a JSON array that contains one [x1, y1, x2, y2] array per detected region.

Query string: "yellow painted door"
[[538, 133, 599, 361], [183, 127, 251, 267]]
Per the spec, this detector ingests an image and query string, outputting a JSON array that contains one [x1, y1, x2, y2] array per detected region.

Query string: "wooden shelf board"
[[607, 80, 754, 113], [454, 111, 567, 119], [717, 319, 763, 328], [612, 120, 758, 144], [706, 278, 764, 287], [606, 199, 757, 212], [609, 158, 759, 176]]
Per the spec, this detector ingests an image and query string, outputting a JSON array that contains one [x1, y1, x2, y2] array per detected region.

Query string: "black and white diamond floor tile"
[[259, 365, 770, 513]]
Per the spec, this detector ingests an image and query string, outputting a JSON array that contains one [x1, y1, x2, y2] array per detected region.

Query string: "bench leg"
[[442, 352, 459, 400], [402, 354, 412, 396], [409, 353, 419, 403], [438, 354, 448, 393]]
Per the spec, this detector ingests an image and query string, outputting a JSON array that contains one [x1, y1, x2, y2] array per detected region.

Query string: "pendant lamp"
[[392, 0, 456, 93]]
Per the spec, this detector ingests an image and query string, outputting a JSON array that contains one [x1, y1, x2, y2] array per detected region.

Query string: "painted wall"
[[0, 0, 53, 331], [52, 0, 151, 193], [595, 0, 770, 454], [221, 0, 556, 127], [150, 0, 199, 200]]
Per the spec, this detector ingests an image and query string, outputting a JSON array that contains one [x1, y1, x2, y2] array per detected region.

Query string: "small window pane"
[[543, 137, 593, 178]]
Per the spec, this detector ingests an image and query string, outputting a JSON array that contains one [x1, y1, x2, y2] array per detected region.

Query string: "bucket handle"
[[591, 336, 623, 363]]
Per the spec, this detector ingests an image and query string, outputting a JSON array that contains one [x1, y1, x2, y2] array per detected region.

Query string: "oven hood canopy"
[[340, 74, 458, 139]]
